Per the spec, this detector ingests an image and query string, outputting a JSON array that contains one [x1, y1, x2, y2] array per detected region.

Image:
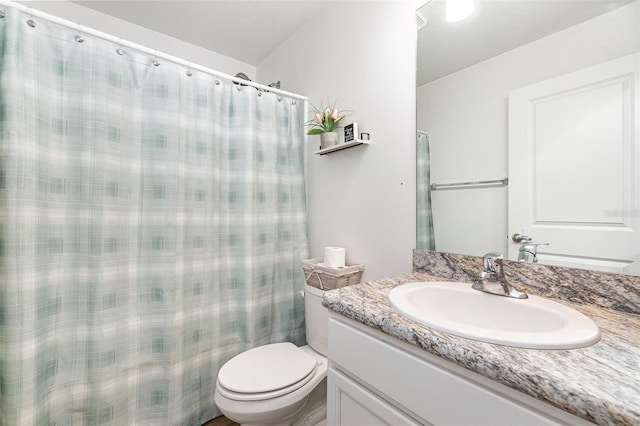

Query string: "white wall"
[[259, 1, 417, 282], [18, 1, 256, 79], [417, 1, 640, 257]]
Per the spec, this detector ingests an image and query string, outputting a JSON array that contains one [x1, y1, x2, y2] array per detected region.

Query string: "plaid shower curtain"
[[417, 131, 435, 250], [0, 6, 308, 425]]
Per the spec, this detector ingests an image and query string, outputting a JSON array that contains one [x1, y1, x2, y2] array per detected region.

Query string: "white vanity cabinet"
[[327, 315, 594, 426]]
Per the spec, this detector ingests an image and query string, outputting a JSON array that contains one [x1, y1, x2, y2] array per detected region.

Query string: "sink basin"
[[388, 282, 600, 349]]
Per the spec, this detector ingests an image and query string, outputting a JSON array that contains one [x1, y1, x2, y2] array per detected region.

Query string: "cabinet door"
[[328, 367, 424, 426]]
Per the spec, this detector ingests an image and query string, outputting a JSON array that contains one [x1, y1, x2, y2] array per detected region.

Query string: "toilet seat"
[[217, 342, 318, 402]]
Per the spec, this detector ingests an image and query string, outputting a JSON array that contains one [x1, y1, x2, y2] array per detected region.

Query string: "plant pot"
[[320, 131, 339, 149]]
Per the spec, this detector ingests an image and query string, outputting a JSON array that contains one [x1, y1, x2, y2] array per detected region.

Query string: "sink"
[[388, 282, 600, 349]]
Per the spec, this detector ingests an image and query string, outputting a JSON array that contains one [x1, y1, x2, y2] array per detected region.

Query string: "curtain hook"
[[214, 79, 221, 86], [74, 23, 85, 43], [116, 38, 125, 55], [277, 97, 283, 102], [0, 10, 5, 19], [186, 63, 193, 77], [26, 7, 35, 27]]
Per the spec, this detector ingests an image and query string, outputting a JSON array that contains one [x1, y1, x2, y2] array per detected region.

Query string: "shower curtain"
[[417, 131, 435, 250], [0, 6, 307, 425]]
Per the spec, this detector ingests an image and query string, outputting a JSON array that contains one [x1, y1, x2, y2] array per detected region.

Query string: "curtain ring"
[[26, 7, 35, 27], [0, 10, 5, 19], [116, 39, 125, 55], [277, 97, 283, 102], [153, 58, 160, 67], [214, 79, 221, 86], [186, 63, 193, 77], [74, 23, 85, 43]]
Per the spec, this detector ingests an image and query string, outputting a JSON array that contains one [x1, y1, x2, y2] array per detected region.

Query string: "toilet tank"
[[304, 284, 328, 356]]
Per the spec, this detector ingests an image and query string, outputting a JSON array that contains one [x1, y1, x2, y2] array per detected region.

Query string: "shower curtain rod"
[[0, 0, 308, 102]]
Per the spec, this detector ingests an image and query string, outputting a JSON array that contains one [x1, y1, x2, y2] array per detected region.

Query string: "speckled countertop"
[[323, 270, 640, 425]]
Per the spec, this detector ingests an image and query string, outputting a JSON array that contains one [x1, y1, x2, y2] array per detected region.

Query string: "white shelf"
[[314, 139, 370, 155]]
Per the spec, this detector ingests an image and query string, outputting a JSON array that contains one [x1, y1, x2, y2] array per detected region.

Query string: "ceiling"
[[71, 1, 326, 65], [69, 0, 635, 86], [417, 0, 634, 85]]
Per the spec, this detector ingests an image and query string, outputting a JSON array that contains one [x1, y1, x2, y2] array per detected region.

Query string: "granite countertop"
[[322, 271, 640, 426]]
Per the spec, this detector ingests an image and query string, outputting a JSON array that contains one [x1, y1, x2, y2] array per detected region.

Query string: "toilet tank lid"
[[217, 342, 317, 394]]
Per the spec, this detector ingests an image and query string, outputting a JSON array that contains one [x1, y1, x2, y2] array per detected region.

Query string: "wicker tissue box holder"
[[302, 258, 364, 290]]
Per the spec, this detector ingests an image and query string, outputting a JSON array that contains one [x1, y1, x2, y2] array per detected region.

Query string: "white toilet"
[[214, 284, 329, 426]]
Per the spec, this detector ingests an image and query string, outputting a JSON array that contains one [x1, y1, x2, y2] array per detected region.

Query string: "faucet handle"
[[518, 243, 550, 263], [519, 242, 550, 251], [482, 252, 503, 273]]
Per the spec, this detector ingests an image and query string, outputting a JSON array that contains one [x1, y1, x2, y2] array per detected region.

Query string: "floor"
[[202, 415, 239, 426]]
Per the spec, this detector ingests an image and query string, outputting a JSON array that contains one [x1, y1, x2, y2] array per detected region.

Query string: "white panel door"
[[508, 53, 639, 275]]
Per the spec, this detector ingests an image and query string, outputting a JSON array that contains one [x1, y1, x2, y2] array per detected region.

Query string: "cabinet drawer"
[[329, 318, 561, 425]]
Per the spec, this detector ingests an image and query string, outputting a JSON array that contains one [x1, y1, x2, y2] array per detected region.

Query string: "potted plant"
[[306, 101, 350, 149]]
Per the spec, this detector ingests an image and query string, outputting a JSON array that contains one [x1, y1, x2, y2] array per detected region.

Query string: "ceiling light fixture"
[[446, 0, 474, 23]]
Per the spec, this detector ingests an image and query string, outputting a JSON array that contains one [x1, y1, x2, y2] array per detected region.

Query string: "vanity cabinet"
[[327, 315, 594, 426]]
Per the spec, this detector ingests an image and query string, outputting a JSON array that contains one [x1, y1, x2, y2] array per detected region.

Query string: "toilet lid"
[[218, 342, 317, 394]]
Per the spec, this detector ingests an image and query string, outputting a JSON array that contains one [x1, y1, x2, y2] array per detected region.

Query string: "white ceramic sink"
[[388, 282, 601, 349]]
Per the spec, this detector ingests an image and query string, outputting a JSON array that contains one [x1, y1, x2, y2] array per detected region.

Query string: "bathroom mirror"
[[416, 0, 640, 275]]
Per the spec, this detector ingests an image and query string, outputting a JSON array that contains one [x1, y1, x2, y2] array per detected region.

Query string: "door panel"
[[508, 53, 639, 275]]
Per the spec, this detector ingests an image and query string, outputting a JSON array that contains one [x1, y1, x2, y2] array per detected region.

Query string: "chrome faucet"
[[472, 253, 528, 299], [518, 243, 549, 263]]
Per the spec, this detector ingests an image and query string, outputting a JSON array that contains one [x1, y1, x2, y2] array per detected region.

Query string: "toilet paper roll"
[[324, 247, 346, 268]]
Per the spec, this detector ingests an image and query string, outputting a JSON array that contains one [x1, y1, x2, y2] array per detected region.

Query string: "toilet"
[[214, 284, 329, 426]]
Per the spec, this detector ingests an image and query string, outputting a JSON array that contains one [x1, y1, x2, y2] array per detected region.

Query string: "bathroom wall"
[[18, 1, 256, 79], [417, 2, 640, 256], [258, 2, 417, 282]]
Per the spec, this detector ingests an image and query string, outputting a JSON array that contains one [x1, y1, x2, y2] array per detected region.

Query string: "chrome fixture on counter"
[[518, 243, 550, 263], [472, 253, 528, 299]]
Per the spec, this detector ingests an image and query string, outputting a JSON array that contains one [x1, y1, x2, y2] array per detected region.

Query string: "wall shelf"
[[315, 139, 370, 155]]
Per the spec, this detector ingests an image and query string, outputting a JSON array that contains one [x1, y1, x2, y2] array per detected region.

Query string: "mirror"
[[416, 0, 639, 275]]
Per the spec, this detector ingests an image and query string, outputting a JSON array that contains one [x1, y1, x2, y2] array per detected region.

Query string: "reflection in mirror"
[[416, 0, 640, 275], [416, 131, 435, 250]]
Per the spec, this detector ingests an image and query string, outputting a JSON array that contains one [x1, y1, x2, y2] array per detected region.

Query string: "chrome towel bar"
[[430, 178, 508, 191]]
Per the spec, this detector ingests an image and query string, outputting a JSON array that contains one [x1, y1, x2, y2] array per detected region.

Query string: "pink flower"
[[330, 108, 340, 121], [314, 112, 324, 124]]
